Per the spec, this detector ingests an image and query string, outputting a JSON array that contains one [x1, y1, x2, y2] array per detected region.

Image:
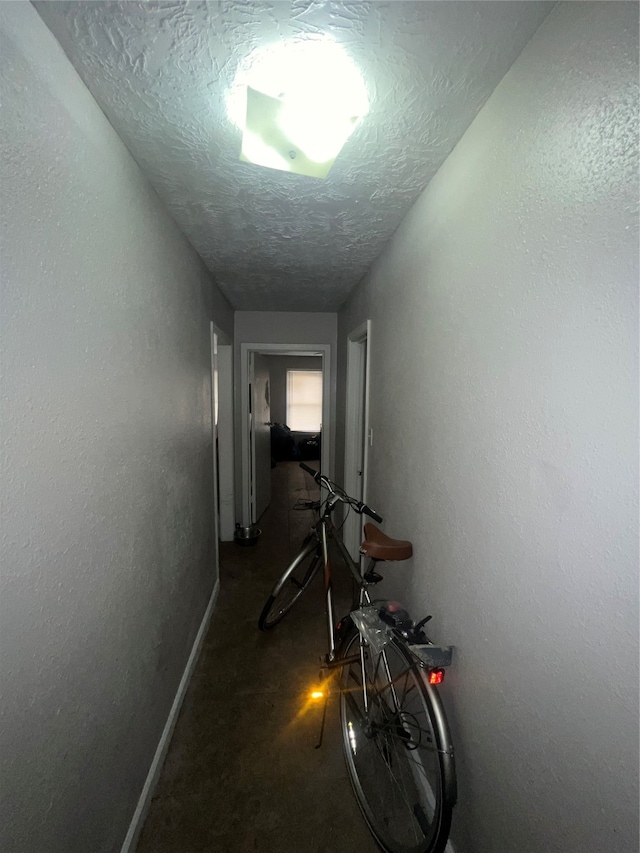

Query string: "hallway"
[[136, 463, 378, 852], [2, 3, 638, 852]]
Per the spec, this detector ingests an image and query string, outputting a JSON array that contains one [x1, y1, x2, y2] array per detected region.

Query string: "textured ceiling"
[[34, 1, 553, 312]]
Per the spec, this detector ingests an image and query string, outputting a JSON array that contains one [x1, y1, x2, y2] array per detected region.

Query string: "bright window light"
[[229, 37, 369, 178], [287, 370, 322, 432]]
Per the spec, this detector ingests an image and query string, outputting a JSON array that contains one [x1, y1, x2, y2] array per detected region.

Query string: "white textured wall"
[[0, 5, 233, 852], [337, 4, 639, 852]]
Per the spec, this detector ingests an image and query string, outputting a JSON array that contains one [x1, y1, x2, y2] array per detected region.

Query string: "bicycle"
[[259, 462, 457, 853]]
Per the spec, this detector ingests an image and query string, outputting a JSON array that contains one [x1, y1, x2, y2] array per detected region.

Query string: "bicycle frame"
[[313, 503, 450, 770], [311, 491, 453, 753], [311, 491, 372, 663], [270, 464, 457, 850]]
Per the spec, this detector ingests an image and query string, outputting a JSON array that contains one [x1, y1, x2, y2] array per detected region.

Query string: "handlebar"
[[299, 463, 383, 523], [299, 462, 320, 480], [360, 504, 383, 524]]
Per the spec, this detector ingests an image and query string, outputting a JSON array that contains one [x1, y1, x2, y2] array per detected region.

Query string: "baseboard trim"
[[120, 579, 220, 853]]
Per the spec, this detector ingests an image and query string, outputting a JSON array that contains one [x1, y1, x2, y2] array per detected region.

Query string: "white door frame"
[[240, 342, 331, 527], [216, 342, 234, 541], [343, 320, 371, 559], [211, 323, 234, 542], [248, 351, 273, 524], [209, 325, 221, 573]]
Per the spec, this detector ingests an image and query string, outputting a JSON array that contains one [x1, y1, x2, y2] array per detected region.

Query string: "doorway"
[[210, 324, 235, 543], [240, 343, 331, 526], [343, 320, 371, 560], [249, 351, 272, 523]]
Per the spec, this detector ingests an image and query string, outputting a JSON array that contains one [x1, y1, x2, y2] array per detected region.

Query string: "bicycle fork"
[[315, 536, 393, 748], [321, 523, 337, 664], [315, 578, 374, 748]]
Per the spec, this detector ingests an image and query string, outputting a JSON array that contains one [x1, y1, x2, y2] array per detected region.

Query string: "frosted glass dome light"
[[229, 37, 369, 178]]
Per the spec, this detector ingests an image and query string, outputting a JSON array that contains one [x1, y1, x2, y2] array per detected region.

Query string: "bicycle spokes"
[[339, 631, 453, 853]]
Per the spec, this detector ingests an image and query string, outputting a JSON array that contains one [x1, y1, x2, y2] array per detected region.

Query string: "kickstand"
[[314, 674, 329, 749]]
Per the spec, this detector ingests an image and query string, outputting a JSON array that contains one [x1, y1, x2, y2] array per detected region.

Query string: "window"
[[286, 370, 322, 432]]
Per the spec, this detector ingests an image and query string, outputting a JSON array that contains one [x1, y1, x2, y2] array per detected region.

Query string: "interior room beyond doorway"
[[263, 354, 324, 526], [240, 343, 330, 527], [268, 353, 323, 461]]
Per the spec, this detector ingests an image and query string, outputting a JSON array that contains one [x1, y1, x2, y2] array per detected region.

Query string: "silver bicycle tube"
[[321, 521, 337, 661], [332, 525, 367, 588], [270, 535, 319, 597]]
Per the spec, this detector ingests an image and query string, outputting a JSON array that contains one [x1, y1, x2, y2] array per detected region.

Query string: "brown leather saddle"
[[360, 523, 413, 562]]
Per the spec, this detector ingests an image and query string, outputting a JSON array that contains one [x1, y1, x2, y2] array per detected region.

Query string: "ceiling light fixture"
[[229, 37, 369, 179]]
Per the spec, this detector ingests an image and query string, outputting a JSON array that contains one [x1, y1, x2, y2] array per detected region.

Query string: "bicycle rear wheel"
[[258, 538, 322, 630], [339, 629, 456, 853]]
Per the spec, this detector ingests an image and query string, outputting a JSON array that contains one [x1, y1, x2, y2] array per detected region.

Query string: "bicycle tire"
[[258, 538, 322, 631], [339, 628, 456, 853]]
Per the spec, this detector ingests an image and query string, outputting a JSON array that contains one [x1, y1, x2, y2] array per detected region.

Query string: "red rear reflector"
[[429, 669, 445, 685]]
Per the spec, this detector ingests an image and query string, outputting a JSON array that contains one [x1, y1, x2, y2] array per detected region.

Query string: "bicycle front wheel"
[[339, 629, 456, 853], [258, 538, 322, 631]]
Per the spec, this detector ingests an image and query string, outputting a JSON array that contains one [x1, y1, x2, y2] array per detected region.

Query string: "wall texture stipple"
[[0, 4, 232, 852], [2, 1, 638, 852], [34, 0, 553, 311], [337, 4, 638, 852]]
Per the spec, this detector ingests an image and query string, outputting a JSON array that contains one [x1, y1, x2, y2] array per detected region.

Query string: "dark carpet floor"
[[136, 461, 379, 853]]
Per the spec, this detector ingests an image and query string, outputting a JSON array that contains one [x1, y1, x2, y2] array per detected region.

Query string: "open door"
[[210, 328, 220, 576], [343, 321, 371, 560], [216, 343, 235, 541], [250, 352, 272, 523]]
